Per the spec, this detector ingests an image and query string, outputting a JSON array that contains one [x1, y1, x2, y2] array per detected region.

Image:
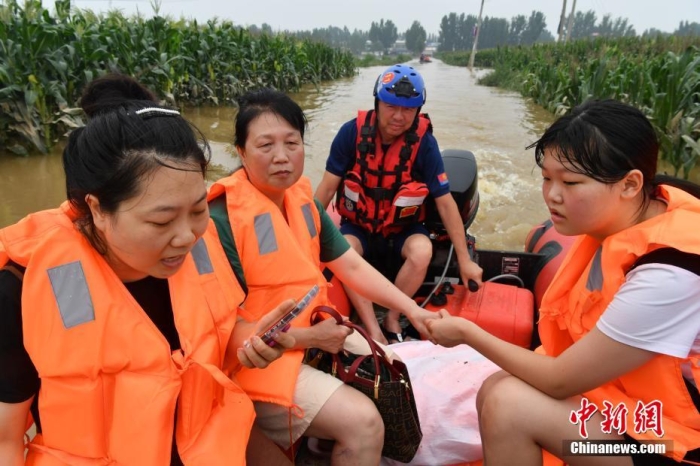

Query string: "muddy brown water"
[[2, 60, 695, 249]]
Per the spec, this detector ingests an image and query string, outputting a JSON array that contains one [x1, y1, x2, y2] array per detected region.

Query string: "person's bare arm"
[[286, 319, 352, 353], [434, 193, 483, 286], [314, 171, 342, 210], [327, 248, 437, 337], [426, 312, 655, 399], [0, 398, 32, 466]]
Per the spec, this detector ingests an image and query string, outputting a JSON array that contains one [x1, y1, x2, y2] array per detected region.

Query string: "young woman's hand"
[[425, 310, 472, 347], [236, 299, 297, 369]]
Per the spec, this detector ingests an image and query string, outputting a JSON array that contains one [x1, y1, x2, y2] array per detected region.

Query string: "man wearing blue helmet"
[[316, 64, 483, 344]]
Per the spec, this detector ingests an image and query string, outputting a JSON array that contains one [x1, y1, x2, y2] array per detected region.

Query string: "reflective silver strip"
[[254, 213, 278, 255], [191, 238, 213, 275], [586, 247, 604, 291], [301, 203, 318, 238], [47, 261, 95, 329]]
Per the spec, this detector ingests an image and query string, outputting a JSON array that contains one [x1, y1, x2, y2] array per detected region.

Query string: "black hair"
[[530, 99, 659, 184], [64, 73, 211, 254], [234, 88, 307, 149], [528, 99, 700, 213]]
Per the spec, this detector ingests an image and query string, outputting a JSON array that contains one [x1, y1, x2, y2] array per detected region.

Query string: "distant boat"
[[419, 53, 432, 63]]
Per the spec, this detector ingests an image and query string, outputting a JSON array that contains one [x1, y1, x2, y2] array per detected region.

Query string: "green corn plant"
[[0, 0, 355, 153], [442, 37, 700, 177]]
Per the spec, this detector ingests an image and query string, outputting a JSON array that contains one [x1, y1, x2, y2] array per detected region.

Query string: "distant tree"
[[456, 13, 475, 50], [537, 28, 556, 42], [285, 25, 371, 55], [556, 10, 636, 40], [261, 22, 273, 35], [438, 9, 553, 51], [597, 14, 614, 37], [438, 13, 458, 51], [599, 16, 636, 37], [405, 21, 427, 54], [676, 21, 700, 36], [643, 28, 669, 38], [613, 17, 636, 37], [480, 17, 509, 49], [508, 14, 527, 45], [521, 11, 547, 45], [369, 19, 398, 54], [349, 29, 369, 54], [569, 10, 597, 39]]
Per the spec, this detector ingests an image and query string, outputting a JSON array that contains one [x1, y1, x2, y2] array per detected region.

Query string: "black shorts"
[[339, 222, 429, 279]]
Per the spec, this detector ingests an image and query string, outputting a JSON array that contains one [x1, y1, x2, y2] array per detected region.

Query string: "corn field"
[[0, 0, 356, 155], [441, 37, 700, 178]]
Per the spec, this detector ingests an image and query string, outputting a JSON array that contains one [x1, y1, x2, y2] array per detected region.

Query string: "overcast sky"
[[72, 0, 698, 36]]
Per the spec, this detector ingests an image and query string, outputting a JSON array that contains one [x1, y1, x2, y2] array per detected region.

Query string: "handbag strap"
[[310, 305, 345, 325], [309, 306, 403, 384]]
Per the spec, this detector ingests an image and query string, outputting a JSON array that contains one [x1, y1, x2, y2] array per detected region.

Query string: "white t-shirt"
[[597, 263, 700, 384]]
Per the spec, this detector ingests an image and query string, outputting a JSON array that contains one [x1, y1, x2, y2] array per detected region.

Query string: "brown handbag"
[[305, 306, 423, 463]]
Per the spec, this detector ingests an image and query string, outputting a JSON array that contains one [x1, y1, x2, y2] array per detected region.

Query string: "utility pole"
[[468, 0, 485, 71], [557, 0, 568, 42], [565, 0, 577, 43]]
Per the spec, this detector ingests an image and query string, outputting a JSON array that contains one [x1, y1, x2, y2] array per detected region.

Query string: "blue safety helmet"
[[373, 64, 426, 108]]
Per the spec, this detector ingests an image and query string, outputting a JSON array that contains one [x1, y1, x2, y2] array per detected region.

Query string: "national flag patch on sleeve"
[[437, 172, 449, 186]]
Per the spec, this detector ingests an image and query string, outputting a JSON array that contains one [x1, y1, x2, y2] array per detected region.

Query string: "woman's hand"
[[235, 299, 297, 370], [308, 317, 353, 353], [403, 304, 440, 338], [425, 309, 471, 347]]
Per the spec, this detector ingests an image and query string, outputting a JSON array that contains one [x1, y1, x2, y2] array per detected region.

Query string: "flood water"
[[3, 60, 687, 250]]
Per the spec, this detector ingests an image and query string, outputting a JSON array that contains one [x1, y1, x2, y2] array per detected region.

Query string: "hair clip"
[[134, 107, 181, 117]]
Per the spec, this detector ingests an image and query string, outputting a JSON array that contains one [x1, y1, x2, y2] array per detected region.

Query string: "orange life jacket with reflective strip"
[[208, 170, 333, 407], [0, 203, 254, 466], [539, 185, 700, 462], [336, 110, 431, 236]]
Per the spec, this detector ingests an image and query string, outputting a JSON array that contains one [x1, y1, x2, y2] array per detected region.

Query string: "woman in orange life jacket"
[[208, 88, 437, 465], [426, 99, 700, 465], [0, 74, 296, 466]]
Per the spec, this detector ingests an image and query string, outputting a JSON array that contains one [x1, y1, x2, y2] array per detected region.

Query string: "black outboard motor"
[[424, 149, 480, 234], [423, 149, 544, 299], [421, 149, 480, 294]]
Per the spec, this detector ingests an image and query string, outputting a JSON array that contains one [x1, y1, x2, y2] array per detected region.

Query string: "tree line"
[[285, 20, 437, 56], [282, 12, 698, 56]]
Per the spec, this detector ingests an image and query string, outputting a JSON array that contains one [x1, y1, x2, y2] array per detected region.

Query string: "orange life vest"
[[539, 185, 700, 461], [336, 110, 431, 236], [0, 203, 254, 465], [209, 170, 333, 407]]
